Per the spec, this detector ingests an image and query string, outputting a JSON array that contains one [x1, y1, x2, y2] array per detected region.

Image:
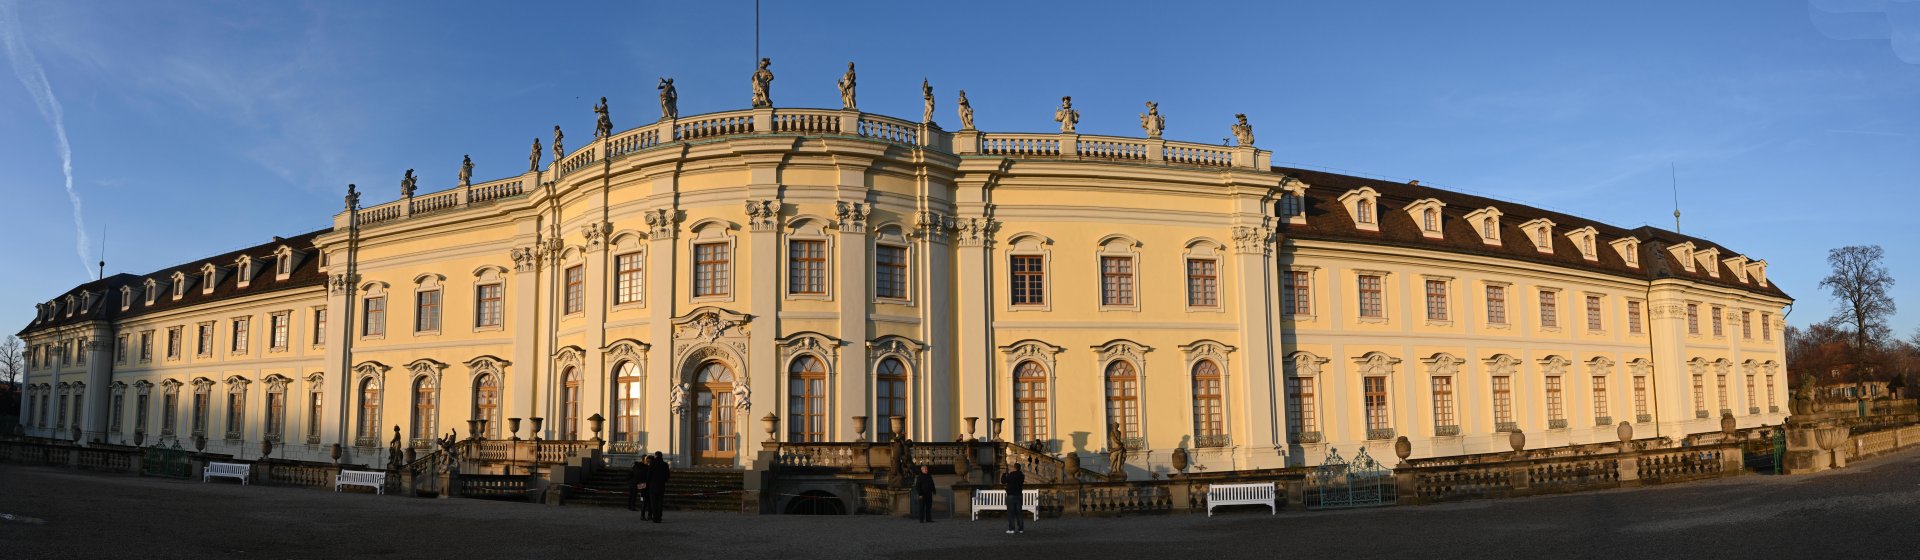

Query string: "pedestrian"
[[646, 451, 671, 523], [914, 464, 936, 523], [626, 457, 650, 516], [1000, 462, 1025, 534]]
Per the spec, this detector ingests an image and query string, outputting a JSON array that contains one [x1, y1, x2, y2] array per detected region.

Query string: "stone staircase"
[[570, 466, 745, 512]]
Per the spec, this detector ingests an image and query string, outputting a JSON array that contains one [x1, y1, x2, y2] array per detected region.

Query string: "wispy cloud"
[[1, 0, 91, 279]]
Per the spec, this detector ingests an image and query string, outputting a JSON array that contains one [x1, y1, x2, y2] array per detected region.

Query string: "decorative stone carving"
[[957, 90, 975, 130], [671, 308, 753, 367], [553, 346, 584, 373], [745, 200, 783, 232], [1231, 113, 1255, 146], [1139, 101, 1164, 139], [400, 169, 418, 198], [1354, 351, 1402, 377], [593, 96, 612, 139], [732, 383, 751, 411], [921, 78, 935, 125], [1231, 224, 1273, 254], [345, 183, 360, 210], [750, 57, 774, 108], [1179, 340, 1236, 372], [1053, 96, 1079, 134], [604, 339, 649, 367], [1107, 423, 1129, 481], [913, 210, 953, 243], [668, 382, 689, 415], [779, 332, 843, 367], [658, 77, 678, 120], [581, 221, 612, 251], [458, 155, 473, 187], [955, 217, 999, 248], [837, 62, 857, 110], [528, 137, 543, 172], [327, 273, 358, 295], [1095, 339, 1152, 370], [643, 208, 678, 239], [551, 125, 565, 162], [835, 201, 870, 233], [509, 247, 537, 273]]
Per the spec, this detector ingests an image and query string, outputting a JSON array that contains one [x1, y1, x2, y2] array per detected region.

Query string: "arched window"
[[875, 358, 907, 442], [473, 373, 500, 439], [613, 362, 643, 449], [1104, 361, 1139, 442], [411, 376, 436, 444], [1422, 208, 1438, 231], [1192, 360, 1225, 447], [560, 368, 580, 439], [191, 383, 211, 437], [1481, 217, 1494, 239], [1014, 361, 1048, 445], [787, 356, 827, 442], [693, 361, 737, 463], [356, 377, 380, 445]]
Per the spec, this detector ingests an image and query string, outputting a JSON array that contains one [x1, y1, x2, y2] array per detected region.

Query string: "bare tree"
[[0, 335, 20, 387], [1819, 245, 1897, 382]]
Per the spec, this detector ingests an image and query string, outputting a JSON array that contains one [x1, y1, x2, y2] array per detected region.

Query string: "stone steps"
[[571, 467, 745, 511]]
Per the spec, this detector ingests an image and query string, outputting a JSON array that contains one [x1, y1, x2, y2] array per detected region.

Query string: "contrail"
[[0, 1, 91, 278]]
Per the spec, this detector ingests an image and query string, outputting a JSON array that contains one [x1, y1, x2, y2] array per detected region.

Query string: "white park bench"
[[970, 489, 1040, 521], [335, 469, 388, 495], [202, 462, 251, 485], [1206, 482, 1277, 516]]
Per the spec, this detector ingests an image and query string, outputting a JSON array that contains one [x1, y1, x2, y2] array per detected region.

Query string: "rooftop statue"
[[921, 79, 935, 125], [658, 77, 678, 120], [400, 169, 418, 198], [750, 57, 775, 108], [528, 138, 542, 172], [1140, 101, 1164, 139], [1231, 113, 1255, 146], [458, 155, 473, 187], [593, 96, 613, 139], [552, 125, 565, 161], [957, 90, 975, 130], [1054, 96, 1079, 134], [345, 183, 360, 210], [837, 62, 857, 110]]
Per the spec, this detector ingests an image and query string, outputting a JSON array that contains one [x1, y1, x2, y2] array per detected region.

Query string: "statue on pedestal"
[[593, 96, 613, 139], [957, 90, 975, 130], [528, 138, 542, 172], [1106, 424, 1129, 481], [837, 62, 857, 110], [458, 155, 473, 187], [1139, 101, 1164, 139], [387, 426, 404, 471], [1231, 113, 1255, 146], [658, 77, 678, 120], [750, 57, 775, 108], [921, 78, 935, 125], [1054, 96, 1079, 134], [551, 125, 565, 162], [399, 169, 417, 198]]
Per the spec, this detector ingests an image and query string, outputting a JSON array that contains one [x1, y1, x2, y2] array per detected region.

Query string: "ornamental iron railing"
[[1304, 447, 1397, 509], [141, 441, 191, 478]]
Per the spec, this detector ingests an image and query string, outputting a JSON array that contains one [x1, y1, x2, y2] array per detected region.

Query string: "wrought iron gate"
[[1741, 429, 1788, 474], [1305, 447, 1397, 509], [141, 442, 191, 478]]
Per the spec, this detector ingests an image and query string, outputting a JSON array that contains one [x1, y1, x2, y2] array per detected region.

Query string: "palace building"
[[14, 74, 1790, 476]]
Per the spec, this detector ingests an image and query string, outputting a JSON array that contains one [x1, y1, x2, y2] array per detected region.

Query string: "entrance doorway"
[[690, 361, 737, 466]]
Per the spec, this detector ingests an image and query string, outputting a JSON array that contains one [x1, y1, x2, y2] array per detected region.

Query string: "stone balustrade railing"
[[1404, 441, 1738, 504], [776, 443, 860, 468]]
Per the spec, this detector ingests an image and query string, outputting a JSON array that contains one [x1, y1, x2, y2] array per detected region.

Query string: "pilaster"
[[835, 199, 871, 441], [508, 241, 541, 435], [582, 220, 611, 441], [1232, 223, 1280, 456], [746, 199, 782, 452], [643, 206, 679, 459], [916, 210, 955, 440], [81, 324, 114, 443]]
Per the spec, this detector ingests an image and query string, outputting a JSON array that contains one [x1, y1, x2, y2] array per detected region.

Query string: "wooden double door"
[[689, 362, 737, 466]]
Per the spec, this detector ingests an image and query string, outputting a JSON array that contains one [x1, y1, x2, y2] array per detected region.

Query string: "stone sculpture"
[[837, 62, 857, 110], [957, 90, 975, 130], [593, 96, 613, 139], [387, 426, 403, 470], [921, 78, 935, 124], [669, 382, 689, 415], [658, 77, 678, 120], [1054, 96, 1079, 134], [528, 138, 542, 172], [345, 183, 360, 210], [750, 57, 774, 108], [1107, 424, 1128, 480], [1231, 113, 1255, 146], [551, 125, 565, 162], [400, 169, 418, 198], [458, 155, 473, 187], [732, 383, 751, 411], [1140, 101, 1164, 139]]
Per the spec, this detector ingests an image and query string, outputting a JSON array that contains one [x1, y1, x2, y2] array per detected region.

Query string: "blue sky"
[[1, 0, 1916, 337]]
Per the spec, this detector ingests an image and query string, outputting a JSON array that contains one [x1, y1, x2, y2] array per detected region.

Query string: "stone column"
[[835, 199, 872, 442], [322, 269, 357, 447], [745, 198, 781, 450], [507, 236, 542, 436], [953, 215, 996, 434], [643, 205, 678, 460], [918, 211, 955, 440], [582, 220, 611, 441], [1647, 282, 1692, 440], [1232, 223, 1280, 459], [81, 325, 114, 444]]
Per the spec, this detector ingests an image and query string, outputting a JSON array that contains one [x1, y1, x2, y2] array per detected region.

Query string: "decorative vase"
[[528, 417, 544, 439], [852, 416, 868, 442], [1720, 412, 1736, 435], [1393, 436, 1412, 461], [260, 439, 274, 461], [508, 418, 522, 441], [466, 420, 481, 440], [588, 413, 605, 442], [134, 431, 145, 447], [1064, 452, 1081, 478], [964, 417, 979, 441], [1171, 447, 1190, 474], [1616, 421, 1633, 443], [1508, 429, 1526, 452], [990, 418, 1004, 442], [889, 416, 906, 441], [330, 443, 343, 463], [762, 413, 779, 443], [193, 434, 207, 453]]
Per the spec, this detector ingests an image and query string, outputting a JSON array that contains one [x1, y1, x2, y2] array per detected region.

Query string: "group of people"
[[623, 452, 672, 523], [911, 461, 1027, 534]]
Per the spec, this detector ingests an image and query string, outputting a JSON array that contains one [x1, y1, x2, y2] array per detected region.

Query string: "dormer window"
[[64, 296, 74, 317], [236, 256, 253, 288], [172, 272, 187, 299], [1563, 227, 1599, 261], [1404, 198, 1446, 239], [1610, 238, 1640, 268], [201, 264, 218, 294], [1724, 255, 1750, 283], [1695, 247, 1720, 278], [144, 279, 159, 305], [1746, 260, 1769, 287], [120, 287, 131, 310], [1668, 242, 1696, 273], [1464, 207, 1503, 245], [274, 246, 295, 279], [1337, 187, 1381, 232], [1519, 219, 1556, 254]]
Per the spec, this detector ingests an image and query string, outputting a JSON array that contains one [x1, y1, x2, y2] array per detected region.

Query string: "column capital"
[[645, 208, 680, 239], [1231, 224, 1274, 255], [913, 210, 954, 243], [835, 201, 870, 234], [581, 221, 612, 251], [955, 217, 998, 248], [746, 199, 784, 232]]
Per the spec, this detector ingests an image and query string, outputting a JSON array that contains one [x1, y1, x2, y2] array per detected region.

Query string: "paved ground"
[[5, 450, 1920, 560]]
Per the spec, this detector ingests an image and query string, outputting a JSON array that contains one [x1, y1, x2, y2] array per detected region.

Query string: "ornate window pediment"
[[605, 339, 651, 367], [778, 331, 844, 366], [1354, 351, 1402, 377], [1539, 355, 1570, 376], [1286, 351, 1330, 377], [464, 355, 510, 379], [1093, 339, 1153, 376], [1423, 352, 1464, 376], [1587, 356, 1615, 376], [1485, 354, 1520, 377]]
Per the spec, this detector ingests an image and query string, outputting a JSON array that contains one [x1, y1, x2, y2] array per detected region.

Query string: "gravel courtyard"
[[6, 449, 1920, 559]]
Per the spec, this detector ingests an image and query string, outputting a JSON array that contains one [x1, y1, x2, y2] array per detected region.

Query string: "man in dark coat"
[[1000, 463, 1025, 534], [625, 459, 646, 513], [913, 465, 936, 523], [646, 451, 671, 523]]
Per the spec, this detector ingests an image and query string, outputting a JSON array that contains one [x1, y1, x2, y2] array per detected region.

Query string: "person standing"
[[1000, 463, 1025, 534], [625, 458, 648, 514], [914, 465, 936, 523], [646, 451, 671, 523]]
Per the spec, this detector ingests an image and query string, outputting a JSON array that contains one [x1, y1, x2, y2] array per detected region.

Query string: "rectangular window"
[[1761, 313, 1772, 341], [192, 391, 210, 436], [1279, 193, 1300, 217], [167, 327, 182, 359], [197, 323, 214, 356], [563, 265, 584, 314], [615, 252, 644, 305], [313, 308, 327, 345], [231, 317, 249, 353], [1538, 291, 1558, 328], [225, 392, 244, 438], [1717, 373, 1730, 413], [1284, 271, 1311, 316], [1628, 301, 1644, 334], [1586, 295, 1603, 331], [1186, 259, 1218, 307], [787, 240, 826, 295], [1634, 375, 1649, 419], [1363, 376, 1390, 435], [140, 332, 153, 361], [1711, 306, 1723, 337], [116, 335, 127, 364], [693, 242, 730, 297], [1692, 374, 1706, 414], [363, 297, 386, 337], [1486, 285, 1508, 325], [416, 290, 442, 332], [1746, 374, 1757, 410], [1592, 376, 1609, 422], [1286, 377, 1316, 437], [1741, 310, 1753, 340], [307, 391, 323, 443], [1493, 376, 1514, 427], [1357, 275, 1383, 318], [475, 284, 503, 328], [1767, 374, 1777, 409], [1687, 303, 1699, 335], [135, 393, 150, 434], [1010, 255, 1045, 306], [1546, 375, 1564, 422], [1424, 279, 1448, 321], [1356, 201, 1374, 224], [163, 392, 178, 435], [270, 313, 289, 350], [1431, 376, 1455, 430], [876, 245, 908, 300], [266, 391, 285, 440], [1101, 256, 1135, 306]]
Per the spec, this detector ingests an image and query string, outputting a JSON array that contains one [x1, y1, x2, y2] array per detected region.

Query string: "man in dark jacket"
[[1000, 463, 1025, 534], [646, 451, 671, 523], [913, 465, 936, 523], [625, 458, 649, 514]]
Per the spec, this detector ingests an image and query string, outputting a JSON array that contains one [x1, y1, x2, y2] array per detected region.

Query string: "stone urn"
[[193, 434, 208, 453], [1813, 424, 1849, 451], [260, 439, 274, 461], [1393, 436, 1412, 462], [889, 416, 906, 440], [133, 431, 145, 447], [330, 443, 343, 463], [528, 417, 544, 438], [588, 413, 606, 443], [762, 413, 779, 443], [964, 417, 979, 441], [990, 418, 1005, 442], [852, 416, 869, 442], [1172, 447, 1190, 474], [507, 418, 522, 441], [1064, 452, 1081, 478], [466, 420, 482, 440], [1720, 412, 1737, 435], [1616, 421, 1633, 444], [1508, 429, 1526, 452]]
